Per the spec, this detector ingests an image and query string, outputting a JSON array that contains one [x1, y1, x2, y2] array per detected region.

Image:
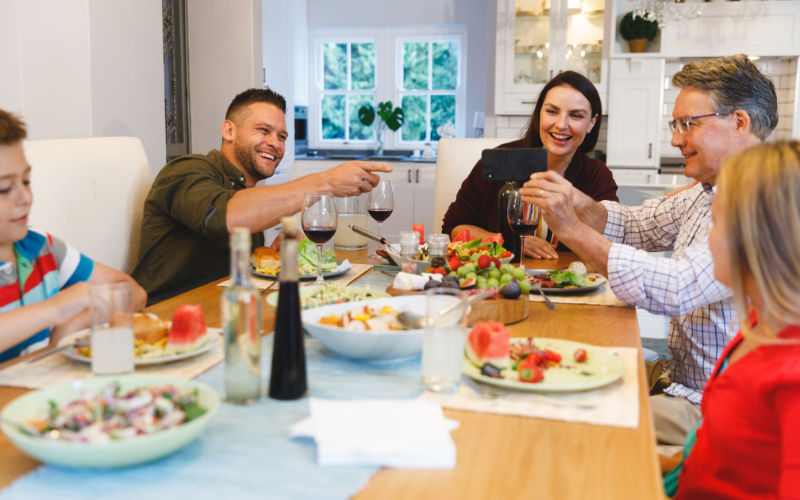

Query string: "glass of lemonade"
[[334, 195, 369, 251], [89, 283, 134, 375], [421, 288, 468, 393]]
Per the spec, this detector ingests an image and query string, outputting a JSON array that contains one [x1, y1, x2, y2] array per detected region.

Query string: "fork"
[[26, 337, 91, 364], [532, 281, 557, 311], [461, 375, 595, 409]]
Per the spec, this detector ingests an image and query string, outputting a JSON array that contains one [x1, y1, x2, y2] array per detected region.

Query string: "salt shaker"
[[399, 231, 420, 274]]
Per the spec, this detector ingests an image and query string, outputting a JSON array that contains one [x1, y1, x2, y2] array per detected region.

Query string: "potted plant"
[[358, 102, 404, 157], [619, 12, 658, 53]]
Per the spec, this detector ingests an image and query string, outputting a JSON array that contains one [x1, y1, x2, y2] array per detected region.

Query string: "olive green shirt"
[[132, 150, 264, 305]]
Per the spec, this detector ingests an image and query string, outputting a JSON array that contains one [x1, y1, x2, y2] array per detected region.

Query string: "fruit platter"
[[60, 306, 221, 366], [463, 321, 625, 392]]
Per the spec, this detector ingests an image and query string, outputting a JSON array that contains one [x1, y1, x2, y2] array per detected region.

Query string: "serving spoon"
[[397, 290, 495, 330]]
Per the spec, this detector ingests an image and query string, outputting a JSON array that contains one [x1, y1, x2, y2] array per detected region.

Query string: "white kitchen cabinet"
[[606, 58, 664, 168], [495, 0, 610, 115], [294, 160, 436, 243]]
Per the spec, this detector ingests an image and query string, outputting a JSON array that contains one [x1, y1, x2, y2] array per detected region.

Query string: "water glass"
[[334, 195, 369, 251], [421, 288, 468, 393], [89, 283, 134, 375]]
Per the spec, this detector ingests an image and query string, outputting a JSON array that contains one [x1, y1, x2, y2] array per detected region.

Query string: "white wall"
[[306, 0, 490, 139], [187, 0, 263, 155], [263, 0, 295, 167], [0, 0, 165, 177]]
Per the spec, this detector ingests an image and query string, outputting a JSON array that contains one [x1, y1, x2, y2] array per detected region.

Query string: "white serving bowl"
[[0, 375, 220, 468], [301, 295, 468, 362]]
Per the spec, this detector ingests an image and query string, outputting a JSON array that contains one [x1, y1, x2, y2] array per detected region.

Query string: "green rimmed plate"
[[463, 337, 625, 392], [266, 285, 390, 309], [0, 375, 220, 468]]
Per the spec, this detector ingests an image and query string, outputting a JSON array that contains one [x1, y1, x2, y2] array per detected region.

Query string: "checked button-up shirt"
[[600, 183, 736, 404]]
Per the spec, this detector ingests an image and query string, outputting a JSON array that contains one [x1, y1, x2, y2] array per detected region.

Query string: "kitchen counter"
[[296, 153, 436, 163]]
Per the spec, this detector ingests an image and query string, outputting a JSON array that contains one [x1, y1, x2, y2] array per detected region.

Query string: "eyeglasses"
[[668, 113, 729, 135]]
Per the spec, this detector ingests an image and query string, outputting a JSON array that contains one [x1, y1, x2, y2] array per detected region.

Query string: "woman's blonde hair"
[[716, 141, 800, 341]]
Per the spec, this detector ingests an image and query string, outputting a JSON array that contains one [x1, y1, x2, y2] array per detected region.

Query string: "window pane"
[[351, 43, 375, 90], [323, 43, 347, 90], [321, 94, 345, 140], [430, 95, 456, 142], [349, 94, 374, 141], [403, 42, 429, 90], [432, 42, 458, 90], [401, 95, 427, 142]]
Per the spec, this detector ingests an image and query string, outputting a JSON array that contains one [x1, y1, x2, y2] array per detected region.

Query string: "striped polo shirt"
[[0, 229, 94, 363]]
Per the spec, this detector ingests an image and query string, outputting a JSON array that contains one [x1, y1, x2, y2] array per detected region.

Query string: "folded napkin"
[[392, 271, 442, 291], [330, 259, 352, 274], [289, 397, 460, 468]]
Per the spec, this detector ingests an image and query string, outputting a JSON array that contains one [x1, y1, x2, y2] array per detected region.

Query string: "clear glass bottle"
[[498, 180, 522, 262], [221, 227, 262, 405], [399, 230, 420, 274], [427, 233, 450, 269], [269, 217, 308, 400]]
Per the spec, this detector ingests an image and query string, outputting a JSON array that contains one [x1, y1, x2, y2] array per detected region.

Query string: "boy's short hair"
[[225, 88, 287, 124], [0, 109, 27, 145]]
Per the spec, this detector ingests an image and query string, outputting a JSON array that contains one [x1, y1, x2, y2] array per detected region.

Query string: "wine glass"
[[507, 189, 541, 270], [301, 193, 337, 284], [367, 180, 394, 256]]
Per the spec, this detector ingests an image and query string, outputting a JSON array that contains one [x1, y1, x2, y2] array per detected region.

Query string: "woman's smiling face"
[[538, 84, 597, 163]]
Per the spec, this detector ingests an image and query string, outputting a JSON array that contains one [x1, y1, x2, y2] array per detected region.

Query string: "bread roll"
[[251, 246, 281, 269], [134, 314, 169, 344], [568, 261, 587, 275]]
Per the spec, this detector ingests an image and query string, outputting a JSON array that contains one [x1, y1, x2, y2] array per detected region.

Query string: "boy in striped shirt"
[[0, 110, 147, 363]]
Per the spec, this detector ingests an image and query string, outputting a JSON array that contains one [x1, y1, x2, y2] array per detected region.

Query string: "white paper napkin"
[[289, 397, 460, 468], [330, 259, 352, 274]]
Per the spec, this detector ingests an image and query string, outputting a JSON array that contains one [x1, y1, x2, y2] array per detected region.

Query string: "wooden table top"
[[0, 247, 663, 499]]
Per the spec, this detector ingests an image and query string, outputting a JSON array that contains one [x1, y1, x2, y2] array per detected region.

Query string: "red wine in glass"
[[509, 220, 538, 237], [304, 227, 336, 244], [367, 208, 393, 222], [506, 189, 541, 270]]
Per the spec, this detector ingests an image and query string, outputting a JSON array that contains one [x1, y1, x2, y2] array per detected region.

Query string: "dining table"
[[0, 246, 664, 499]]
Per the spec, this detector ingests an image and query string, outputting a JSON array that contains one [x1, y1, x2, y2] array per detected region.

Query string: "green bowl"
[[0, 375, 220, 468]]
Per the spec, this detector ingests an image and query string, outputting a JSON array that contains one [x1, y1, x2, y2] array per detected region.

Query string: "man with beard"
[[132, 88, 392, 304]]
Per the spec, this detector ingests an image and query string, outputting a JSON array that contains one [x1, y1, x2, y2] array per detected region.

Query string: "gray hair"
[[672, 54, 778, 141]]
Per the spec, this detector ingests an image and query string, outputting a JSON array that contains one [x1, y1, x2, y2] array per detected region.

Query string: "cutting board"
[[385, 286, 529, 326]]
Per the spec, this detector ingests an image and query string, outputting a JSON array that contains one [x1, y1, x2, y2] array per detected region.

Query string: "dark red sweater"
[[440, 142, 619, 248]]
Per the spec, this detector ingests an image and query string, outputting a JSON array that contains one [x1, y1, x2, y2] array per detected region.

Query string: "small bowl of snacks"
[[0, 376, 220, 468], [301, 295, 466, 361]]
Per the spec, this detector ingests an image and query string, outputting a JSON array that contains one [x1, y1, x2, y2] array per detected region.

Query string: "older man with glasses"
[[520, 54, 778, 446]]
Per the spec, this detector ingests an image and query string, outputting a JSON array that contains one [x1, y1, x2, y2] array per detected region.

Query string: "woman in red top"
[[441, 71, 618, 260], [664, 141, 800, 499]]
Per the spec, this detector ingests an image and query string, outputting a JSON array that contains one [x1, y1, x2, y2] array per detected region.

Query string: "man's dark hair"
[[225, 88, 287, 123], [0, 109, 27, 145], [520, 71, 602, 153]]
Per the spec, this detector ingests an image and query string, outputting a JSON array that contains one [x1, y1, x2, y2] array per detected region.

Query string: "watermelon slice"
[[481, 233, 504, 246], [452, 229, 471, 243], [466, 321, 510, 370], [167, 304, 209, 354]]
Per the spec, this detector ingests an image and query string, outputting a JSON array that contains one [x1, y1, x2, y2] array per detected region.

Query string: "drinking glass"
[[507, 189, 541, 270], [367, 180, 394, 256], [421, 288, 468, 393], [333, 195, 369, 251], [89, 283, 134, 375], [301, 193, 337, 284]]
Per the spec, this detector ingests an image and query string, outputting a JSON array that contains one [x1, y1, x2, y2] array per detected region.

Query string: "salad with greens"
[[298, 237, 338, 274]]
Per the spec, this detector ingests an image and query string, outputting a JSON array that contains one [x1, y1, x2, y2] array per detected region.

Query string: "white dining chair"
[[23, 137, 153, 273], [432, 137, 509, 235]]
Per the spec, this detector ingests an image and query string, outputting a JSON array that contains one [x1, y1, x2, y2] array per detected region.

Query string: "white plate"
[[251, 264, 348, 281], [58, 328, 222, 366], [463, 337, 625, 392], [301, 295, 469, 361], [527, 271, 608, 294]]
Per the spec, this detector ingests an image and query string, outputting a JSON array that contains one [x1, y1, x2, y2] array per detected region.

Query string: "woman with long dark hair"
[[441, 71, 618, 259]]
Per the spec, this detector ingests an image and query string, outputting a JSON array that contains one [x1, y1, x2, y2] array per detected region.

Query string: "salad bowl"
[[0, 375, 220, 468]]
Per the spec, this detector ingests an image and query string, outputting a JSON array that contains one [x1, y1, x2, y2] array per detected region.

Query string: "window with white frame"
[[396, 37, 461, 145], [319, 38, 376, 143], [309, 27, 466, 151]]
